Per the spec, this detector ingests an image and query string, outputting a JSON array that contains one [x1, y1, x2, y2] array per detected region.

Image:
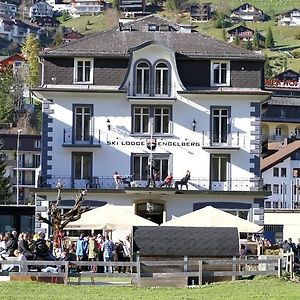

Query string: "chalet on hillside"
[[265, 69, 300, 89], [119, 0, 145, 12], [231, 3, 267, 22], [227, 25, 264, 43], [29, 0, 54, 19], [0, 53, 25, 71], [32, 16, 60, 28], [0, 1, 17, 17], [63, 30, 84, 43], [190, 3, 212, 22], [278, 8, 300, 26]]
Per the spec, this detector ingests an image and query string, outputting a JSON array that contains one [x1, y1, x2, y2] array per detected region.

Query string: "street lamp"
[[16, 129, 22, 206]]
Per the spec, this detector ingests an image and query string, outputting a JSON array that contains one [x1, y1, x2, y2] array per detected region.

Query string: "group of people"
[[114, 168, 191, 190], [0, 230, 132, 274], [75, 233, 131, 273]]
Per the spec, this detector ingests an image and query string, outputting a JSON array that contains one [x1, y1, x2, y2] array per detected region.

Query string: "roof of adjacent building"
[[132, 226, 239, 257], [41, 14, 264, 61], [261, 140, 300, 172]]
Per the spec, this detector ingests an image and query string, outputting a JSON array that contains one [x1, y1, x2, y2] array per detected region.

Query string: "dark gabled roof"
[[41, 14, 264, 61], [227, 25, 254, 35], [132, 226, 239, 257], [232, 3, 263, 14], [274, 69, 300, 79], [282, 8, 300, 15]]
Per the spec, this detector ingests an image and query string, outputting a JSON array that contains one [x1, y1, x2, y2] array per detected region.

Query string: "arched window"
[[136, 62, 150, 95], [155, 62, 169, 95]]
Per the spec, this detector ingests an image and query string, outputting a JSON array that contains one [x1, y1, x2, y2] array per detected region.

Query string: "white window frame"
[[74, 58, 93, 84], [210, 60, 230, 87], [155, 62, 169, 96], [136, 62, 150, 95]]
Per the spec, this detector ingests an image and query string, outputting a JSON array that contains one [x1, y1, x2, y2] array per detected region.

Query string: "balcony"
[[62, 129, 101, 148], [43, 176, 263, 192], [201, 131, 246, 152], [127, 82, 176, 102]]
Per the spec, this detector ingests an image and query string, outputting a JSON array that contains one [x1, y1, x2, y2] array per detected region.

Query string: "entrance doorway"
[[136, 202, 164, 225]]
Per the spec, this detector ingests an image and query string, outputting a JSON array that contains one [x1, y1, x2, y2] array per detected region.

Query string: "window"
[[33, 154, 40, 168], [34, 139, 41, 149], [133, 106, 171, 135], [136, 62, 150, 95], [73, 105, 92, 143], [132, 153, 170, 181], [273, 184, 279, 194], [155, 62, 169, 95], [72, 152, 92, 180], [211, 107, 229, 143], [281, 168, 286, 177], [211, 61, 230, 86], [264, 184, 271, 192], [273, 167, 279, 177], [74, 58, 93, 83], [275, 127, 282, 136], [293, 168, 300, 177], [211, 154, 229, 182]]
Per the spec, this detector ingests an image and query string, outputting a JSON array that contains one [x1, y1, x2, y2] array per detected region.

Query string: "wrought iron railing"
[[201, 131, 248, 148], [43, 176, 263, 192], [62, 129, 101, 146]]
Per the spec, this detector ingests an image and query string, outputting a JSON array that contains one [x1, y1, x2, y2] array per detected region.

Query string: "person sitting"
[[175, 170, 191, 190], [160, 173, 173, 188], [34, 232, 55, 261], [18, 233, 36, 260], [145, 164, 159, 188]]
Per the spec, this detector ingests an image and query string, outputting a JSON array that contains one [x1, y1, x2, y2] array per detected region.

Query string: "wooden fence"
[[0, 253, 295, 287]]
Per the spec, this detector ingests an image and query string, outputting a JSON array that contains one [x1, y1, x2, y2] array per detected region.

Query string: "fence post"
[[184, 256, 188, 272], [136, 252, 141, 287], [232, 256, 236, 281], [64, 261, 69, 285], [198, 260, 203, 286], [277, 257, 282, 278], [290, 253, 294, 279]]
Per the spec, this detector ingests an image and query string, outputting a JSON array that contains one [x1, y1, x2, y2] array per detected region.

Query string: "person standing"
[[88, 233, 98, 272], [102, 235, 115, 273], [76, 233, 88, 269], [145, 163, 159, 187], [123, 235, 131, 272]]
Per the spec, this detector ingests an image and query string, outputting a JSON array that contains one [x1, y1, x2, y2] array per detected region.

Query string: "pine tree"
[[244, 39, 252, 50], [265, 26, 275, 49], [0, 67, 14, 123], [22, 34, 40, 87], [222, 27, 227, 42], [264, 58, 273, 79], [53, 27, 64, 47], [0, 148, 12, 204], [234, 31, 240, 46], [252, 29, 260, 50]]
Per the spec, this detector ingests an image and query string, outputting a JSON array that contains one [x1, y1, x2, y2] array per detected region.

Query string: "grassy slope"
[[1, 277, 300, 300], [58, 1, 300, 73]]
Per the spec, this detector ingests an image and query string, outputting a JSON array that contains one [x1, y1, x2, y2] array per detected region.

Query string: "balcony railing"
[[44, 176, 263, 192], [62, 129, 101, 147], [201, 131, 247, 148], [127, 82, 176, 98]]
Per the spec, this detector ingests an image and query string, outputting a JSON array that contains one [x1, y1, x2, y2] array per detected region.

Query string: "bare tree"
[[36, 187, 89, 247]]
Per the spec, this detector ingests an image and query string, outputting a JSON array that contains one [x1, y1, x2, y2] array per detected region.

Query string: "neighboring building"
[[261, 87, 300, 210], [265, 69, 300, 90], [46, 0, 72, 13], [227, 25, 264, 43], [0, 1, 17, 17], [63, 30, 84, 43], [0, 131, 41, 234], [119, 0, 145, 12], [231, 3, 267, 22], [0, 14, 40, 44], [70, 0, 106, 16], [32, 14, 270, 235], [190, 3, 212, 22], [29, 0, 54, 19], [0, 53, 25, 72], [31, 16, 60, 28], [278, 8, 300, 26]]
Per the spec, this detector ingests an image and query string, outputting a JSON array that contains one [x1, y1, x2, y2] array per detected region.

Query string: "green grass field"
[[1, 276, 300, 300]]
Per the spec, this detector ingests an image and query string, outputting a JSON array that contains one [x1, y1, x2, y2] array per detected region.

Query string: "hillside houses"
[[0, 1, 17, 17], [29, 0, 54, 20], [0, 14, 40, 44], [231, 3, 268, 22], [278, 8, 300, 26]]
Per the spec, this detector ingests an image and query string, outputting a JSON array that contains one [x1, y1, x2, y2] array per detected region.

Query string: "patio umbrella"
[[161, 205, 263, 233], [65, 204, 158, 230]]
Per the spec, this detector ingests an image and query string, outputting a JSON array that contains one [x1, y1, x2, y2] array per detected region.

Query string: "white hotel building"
[[32, 15, 270, 234]]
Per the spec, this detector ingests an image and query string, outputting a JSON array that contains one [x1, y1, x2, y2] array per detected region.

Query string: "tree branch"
[[36, 213, 52, 227]]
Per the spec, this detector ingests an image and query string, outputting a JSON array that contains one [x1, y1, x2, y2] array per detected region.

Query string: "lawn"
[[1, 277, 300, 300]]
